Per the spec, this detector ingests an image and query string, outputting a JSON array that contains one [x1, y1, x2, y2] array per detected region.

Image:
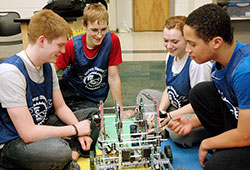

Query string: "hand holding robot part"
[[121, 109, 139, 119], [147, 111, 171, 129], [74, 120, 91, 136], [147, 114, 155, 129], [159, 111, 173, 128]]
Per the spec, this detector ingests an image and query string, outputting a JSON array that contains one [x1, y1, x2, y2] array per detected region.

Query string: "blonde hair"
[[28, 9, 72, 44], [83, 3, 108, 26], [163, 16, 186, 35]]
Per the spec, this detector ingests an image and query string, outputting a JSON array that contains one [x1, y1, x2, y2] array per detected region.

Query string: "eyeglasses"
[[89, 28, 108, 35]]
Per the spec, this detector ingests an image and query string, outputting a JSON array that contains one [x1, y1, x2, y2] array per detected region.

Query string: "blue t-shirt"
[[211, 42, 250, 120], [0, 55, 53, 144], [63, 32, 111, 103]]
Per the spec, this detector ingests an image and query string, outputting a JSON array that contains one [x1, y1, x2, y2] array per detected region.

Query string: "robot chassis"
[[90, 98, 174, 170]]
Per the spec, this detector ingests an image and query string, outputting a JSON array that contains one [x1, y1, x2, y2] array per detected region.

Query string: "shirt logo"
[[29, 95, 52, 125], [218, 90, 239, 120], [167, 86, 188, 108], [83, 67, 107, 90]]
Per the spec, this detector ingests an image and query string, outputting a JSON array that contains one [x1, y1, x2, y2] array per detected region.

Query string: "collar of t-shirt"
[[82, 33, 102, 59]]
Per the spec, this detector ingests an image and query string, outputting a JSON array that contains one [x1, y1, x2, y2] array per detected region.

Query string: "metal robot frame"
[[90, 98, 174, 170]]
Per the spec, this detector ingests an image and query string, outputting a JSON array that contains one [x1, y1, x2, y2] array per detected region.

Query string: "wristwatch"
[[159, 110, 172, 120], [159, 110, 167, 118]]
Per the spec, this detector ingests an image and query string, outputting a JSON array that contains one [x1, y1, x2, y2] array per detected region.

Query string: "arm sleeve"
[[189, 60, 212, 88], [50, 63, 60, 91], [0, 64, 27, 108], [55, 39, 75, 70], [233, 56, 250, 109], [108, 33, 122, 66]]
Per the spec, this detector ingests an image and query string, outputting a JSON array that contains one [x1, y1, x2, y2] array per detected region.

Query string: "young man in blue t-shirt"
[[168, 3, 250, 170]]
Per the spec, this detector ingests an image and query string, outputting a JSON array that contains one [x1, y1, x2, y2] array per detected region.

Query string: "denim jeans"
[[0, 104, 100, 170], [0, 78, 101, 169], [0, 137, 72, 170]]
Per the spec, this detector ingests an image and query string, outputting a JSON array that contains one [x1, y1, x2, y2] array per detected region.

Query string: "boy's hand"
[[167, 116, 192, 136], [147, 114, 155, 129], [75, 120, 91, 136]]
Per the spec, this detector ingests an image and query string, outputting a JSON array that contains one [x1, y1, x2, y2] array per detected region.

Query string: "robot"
[[90, 98, 174, 170]]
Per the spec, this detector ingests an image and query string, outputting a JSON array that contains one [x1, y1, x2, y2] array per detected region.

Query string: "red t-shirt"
[[55, 33, 122, 70]]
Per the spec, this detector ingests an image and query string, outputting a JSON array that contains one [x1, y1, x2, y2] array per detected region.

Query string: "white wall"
[[107, 0, 117, 31], [175, 0, 213, 16], [116, 0, 133, 32]]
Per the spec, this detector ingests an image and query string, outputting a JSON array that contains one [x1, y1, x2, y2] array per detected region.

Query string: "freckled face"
[[163, 28, 186, 58], [184, 25, 213, 64]]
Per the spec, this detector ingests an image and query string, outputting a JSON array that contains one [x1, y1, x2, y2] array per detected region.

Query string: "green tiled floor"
[[104, 61, 166, 107], [101, 114, 131, 140], [57, 60, 166, 108]]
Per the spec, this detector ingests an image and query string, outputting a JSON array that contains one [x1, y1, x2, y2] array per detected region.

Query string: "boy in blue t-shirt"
[[168, 3, 250, 170]]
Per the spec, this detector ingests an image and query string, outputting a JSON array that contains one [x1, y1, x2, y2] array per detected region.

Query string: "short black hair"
[[185, 3, 233, 44]]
